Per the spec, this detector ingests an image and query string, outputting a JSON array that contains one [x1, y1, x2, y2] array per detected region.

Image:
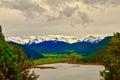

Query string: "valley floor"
[[30, 63, 104, 80]]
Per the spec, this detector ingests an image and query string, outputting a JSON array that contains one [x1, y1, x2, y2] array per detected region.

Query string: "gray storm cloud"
[[0, 0, 92, 25], [62, 6, 79, 17], [81, 0, 120, 7], [42, 0, 93, 25], [0, 0, 46, 18], [77, 11, 93, 25], [0, 0, 120, 25]]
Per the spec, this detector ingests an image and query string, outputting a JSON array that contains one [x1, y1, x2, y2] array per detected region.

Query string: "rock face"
[[0, 25, 2, 33]]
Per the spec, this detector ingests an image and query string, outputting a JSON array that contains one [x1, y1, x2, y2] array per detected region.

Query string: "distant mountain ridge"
[[7, 35, 111, 56], [6, 35, 105, 44]]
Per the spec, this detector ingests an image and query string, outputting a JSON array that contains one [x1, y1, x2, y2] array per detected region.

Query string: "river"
[[30, 63, 104, 80]]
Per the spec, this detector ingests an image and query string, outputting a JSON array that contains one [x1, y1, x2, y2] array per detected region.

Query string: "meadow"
[[34, 53, 83, 65]]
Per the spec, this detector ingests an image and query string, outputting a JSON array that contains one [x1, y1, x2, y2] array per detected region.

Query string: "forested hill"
[[9, 41, 44, 59], [84, 32, 120, 80], [8, 36, 111, 56], [85, 32, 120, 62]]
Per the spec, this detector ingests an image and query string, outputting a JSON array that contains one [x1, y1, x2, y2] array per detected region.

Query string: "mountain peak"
[[83, 35, 105, 43], [6, 35, 106, 44]]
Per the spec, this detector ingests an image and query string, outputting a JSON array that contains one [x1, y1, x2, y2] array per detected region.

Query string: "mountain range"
[[7, 35, 111, 57], [6, 35, 105, 44]]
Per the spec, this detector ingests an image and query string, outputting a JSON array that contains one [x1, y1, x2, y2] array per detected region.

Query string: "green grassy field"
[[34, 53, 83, 65], [34, 58, 70, 64]]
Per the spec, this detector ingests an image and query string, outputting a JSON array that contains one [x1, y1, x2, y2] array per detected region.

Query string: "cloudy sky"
[[0, 0, 120, 38]]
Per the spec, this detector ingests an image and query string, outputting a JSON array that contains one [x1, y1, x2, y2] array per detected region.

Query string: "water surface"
[[31, 63, 104, 80]]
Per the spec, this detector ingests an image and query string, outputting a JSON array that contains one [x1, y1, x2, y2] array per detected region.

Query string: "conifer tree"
[[0, 27, 38, 80], [101, 33, 120, 80]]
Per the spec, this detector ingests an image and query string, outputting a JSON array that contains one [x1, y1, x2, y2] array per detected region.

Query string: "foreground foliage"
[[0, 33, 38, 80], [100, 33, 120, 80]]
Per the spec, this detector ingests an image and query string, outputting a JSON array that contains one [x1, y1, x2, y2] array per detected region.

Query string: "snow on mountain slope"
[[83, 35, 105, 43], [6, 35, 105, 44]]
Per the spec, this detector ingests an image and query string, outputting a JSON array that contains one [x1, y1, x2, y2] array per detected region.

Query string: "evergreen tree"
[[100, 33, 120, 80], [0, 32, 38, 79]]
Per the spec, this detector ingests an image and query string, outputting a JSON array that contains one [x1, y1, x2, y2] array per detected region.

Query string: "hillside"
[[8, 42, 44, 59], [22, 36, 111, 56], [85, 33, 120, 62], [83, 33, 120, 80], [7, 35, 111, 56]]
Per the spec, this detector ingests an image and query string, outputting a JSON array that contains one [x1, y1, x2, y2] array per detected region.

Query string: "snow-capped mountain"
[[6, 35, 105, 44], [83, 35, 105, 43], [7, 35, 111, 56]]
